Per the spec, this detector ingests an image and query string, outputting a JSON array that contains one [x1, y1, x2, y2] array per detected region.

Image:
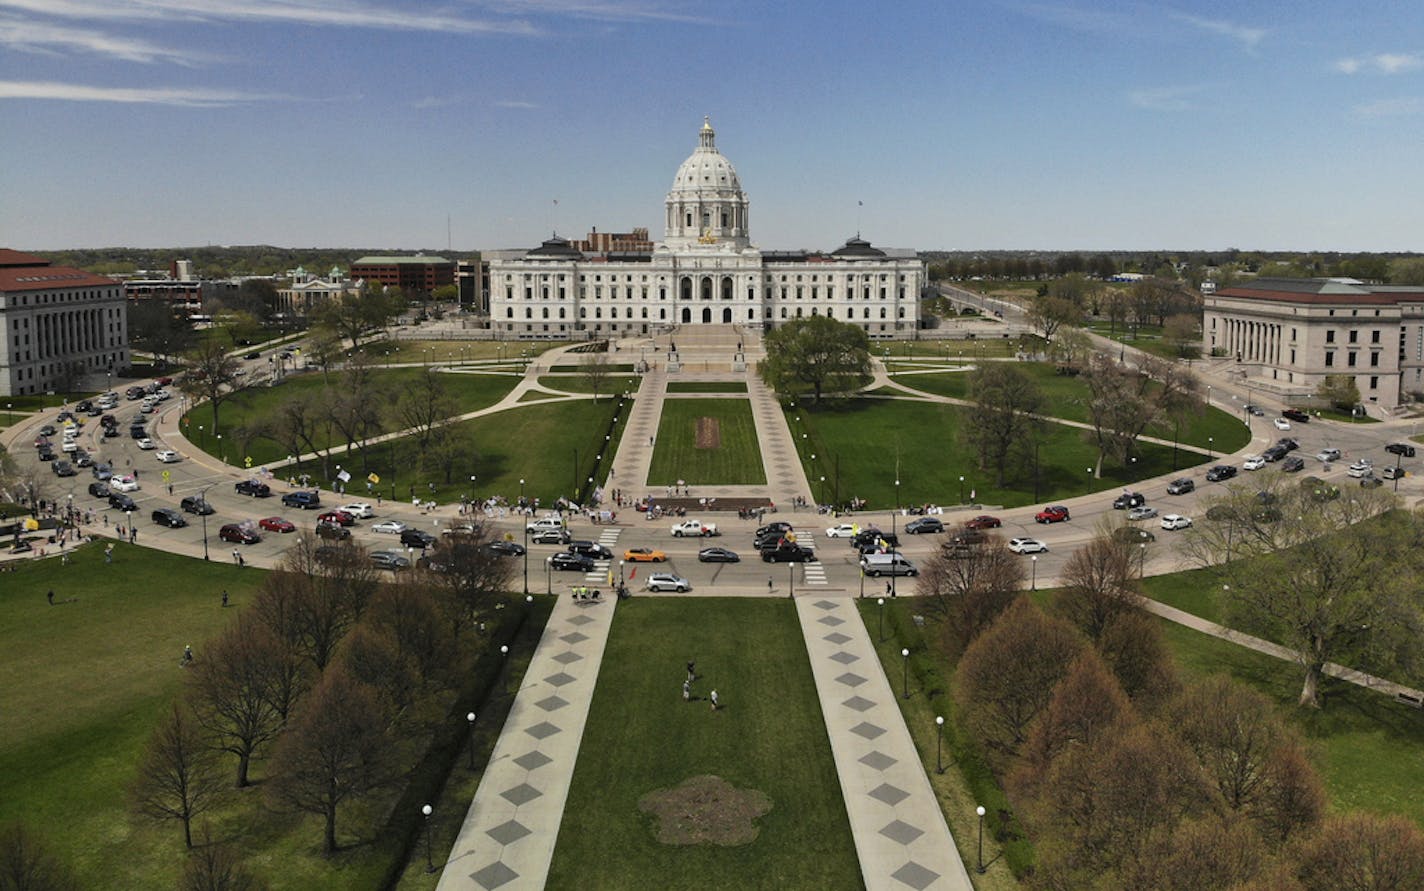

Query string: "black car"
[[38, 424, 56, 436], [1261, 446, 1287, 463], [852, 529, 898, 549], [1244, 404, 1265, 416], [1205, 465, 1238, 482], [550, 552, 595, 572], [51, 460, 76, 477], [762, 544, 815, 563], [219, 524, 260, 545], [1166, 478, 1195, 495], [316, 521, 352, 540], [75, 400, 93, 412], [905, 517, 944, 534], [370, 551, 411, 571], [400, 529, 437, 549], [697, 546, 741, 563], [1386, 442, 1417, 457], [108, 492, 137, 512], [531, 528, 572, 545], [129, 426, 146, 439], [1282, 408, 1310, 423], [754, 531, 793, 551], [72, 449, 92, 467], [37, 448, 55, 462], [88, 481, 110, 498], [1282, 456, 1306, 473], [1112, 492, 1146, 509], [568, 541, 613, 560], [243, 351, 261, 360], [235, 480, 272, 497], [102, 426, 120, 438], [281, 490, 321, 509], [1360, 475, 1384, 488], [151, 508, 188, 528], [180, 495, 215, 515], [482, 540, 526, 558], [1277, 438, 1300, 452], [754, 521, 794, 539]]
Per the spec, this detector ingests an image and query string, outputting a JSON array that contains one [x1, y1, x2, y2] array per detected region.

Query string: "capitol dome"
[[664, 117, 751, 249]]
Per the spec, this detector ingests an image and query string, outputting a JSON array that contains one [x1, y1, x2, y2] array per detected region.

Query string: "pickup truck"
[[671, 519, 718, 537]]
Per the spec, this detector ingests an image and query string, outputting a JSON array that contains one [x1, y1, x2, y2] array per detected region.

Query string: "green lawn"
[[535, 374, 642, 395], [666, 381, 749, 394], [287, 397, 629, 505], [182, 368, 520, 467], [347, 338, 570, 364], [0, 544, 260, 889], [786, 398, 1209, 509], [648, 399, 765, 486], [879, 338, 1033, 360], [549, 362, 637, 373], [547, 598, 860, 890], [888, 363, 1252, 452]]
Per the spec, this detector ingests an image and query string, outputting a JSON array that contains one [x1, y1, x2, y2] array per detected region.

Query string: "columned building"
[[0, 250, 129, 396], [1204, 277, 1424, 410], [488, 118, 923, 339]]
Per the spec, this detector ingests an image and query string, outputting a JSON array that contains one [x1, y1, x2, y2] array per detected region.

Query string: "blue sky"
[[2, 1, 1423, 253]]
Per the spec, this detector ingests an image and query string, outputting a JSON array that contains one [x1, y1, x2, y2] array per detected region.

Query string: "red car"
[[1035, 505, 1071, 524], [219, 524, 261, 544], [258, 516, 295, 533], [317, 510, 355, 527], [965, 515, 1002, 530]]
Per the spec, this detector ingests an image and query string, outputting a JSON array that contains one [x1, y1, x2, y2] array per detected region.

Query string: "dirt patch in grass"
[[694, 416, 721, 450], [638, 775, 772, 846]]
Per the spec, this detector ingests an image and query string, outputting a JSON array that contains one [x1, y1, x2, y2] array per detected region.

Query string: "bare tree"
[[1294, 812, 1424, 891], [187, 615, 284, 788], [177, 339, 243, 433], [1081, 352, 1198, 476], [421, 529, 515, 634], [1118, 815, 1267, 891], [269, 391, 332, 479], [1048, 326, 1094, 368], [964, 364, 1042, 487], [581, 351, 611, 401], [269, 535, 378, 671], [130, 703, 223, 849], [392, 365, 453, 451], [917, 536, 1023, 657], [1057, 534, 1140, 639], [0, 822, 77, 891], [178, 825, 265, 891], [266, 668, 393, 855]]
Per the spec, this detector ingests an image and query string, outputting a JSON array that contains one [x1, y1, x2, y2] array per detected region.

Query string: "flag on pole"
[[629, 567, 636, 579], [336, 469, 351, 483]]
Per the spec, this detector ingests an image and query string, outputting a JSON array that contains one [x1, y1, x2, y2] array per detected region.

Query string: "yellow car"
[[623, 547, 667, 563]]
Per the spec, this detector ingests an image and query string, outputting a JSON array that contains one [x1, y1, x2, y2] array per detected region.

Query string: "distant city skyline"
[[2, 1, 1422, 253]]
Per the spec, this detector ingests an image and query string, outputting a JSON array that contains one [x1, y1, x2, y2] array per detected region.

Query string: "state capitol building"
[[489, 118, 923, 339]]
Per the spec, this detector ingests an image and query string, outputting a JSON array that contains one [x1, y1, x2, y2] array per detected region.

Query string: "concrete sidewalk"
[[435, 593, 615, 890], [796, 595, 974, 891]]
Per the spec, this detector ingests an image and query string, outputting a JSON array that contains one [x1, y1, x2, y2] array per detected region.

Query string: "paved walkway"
[[796, 595, 974, 890], [436, 593, 615, 890]]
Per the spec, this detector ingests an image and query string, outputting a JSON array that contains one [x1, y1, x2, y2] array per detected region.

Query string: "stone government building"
[[488, 118, 923, 339], [1205, 277, 1424, 412]]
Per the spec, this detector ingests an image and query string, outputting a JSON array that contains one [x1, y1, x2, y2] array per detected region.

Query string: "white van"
[[860, 553, 918, 577], [526, 516, 566, 533]]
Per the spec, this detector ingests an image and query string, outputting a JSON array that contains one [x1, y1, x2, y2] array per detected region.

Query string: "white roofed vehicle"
[[671, 519, 718, 537]]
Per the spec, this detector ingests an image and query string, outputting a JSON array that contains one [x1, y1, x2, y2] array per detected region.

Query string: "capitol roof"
[[669, 116, 742, 195]]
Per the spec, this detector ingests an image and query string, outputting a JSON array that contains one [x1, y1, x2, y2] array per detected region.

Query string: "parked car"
[[905, 517, 944, 534], [1360, 475, 1384, 488], [219, 524, 261, 544], [317, 510, 355, 527], [1386, 442, 1417, 457], [400, 529, 437, 549], [258, 517, 295, 533], [180, 495, 215, 515], [1262, 446, 1287, 463], [624, 547, 667, 563], [1282, 456, 1306, 473], [339, 502, 375, 519], [1205, 465, 1238, 482], [370, 550, 411, 571], [72, 449, 93, 468], [1273, 417, 1292, 431], [36, 448, 55, 462], [1282, 408, 1310, 423], [1160, 514, 1193, 531], [1166, 478, 1195, 495], [1035, 505, 1070, 523], [1112, 492, 1146, 510], [1277, 438, 1300, 452], [1383, 464, 1405, 480], [964, 515, 1002, 530], [38, 424, 56, 436], [550, 552, 595, 572], [671, 519, 718, 537], [532, 528, 572, 545], [1244, 404, 1265, 416], [1127, 505, 1158, 521], [151, 508, 187, 528], [824, 523, 858, 538], [281, 490, 321, 509], [1008, 537, 1048, 554], [1243, 455, 1266, 471], [645, 573, 690, 593], [235, 480, 271, 497], [697, 546, 741, 563], [315, 521, 352, 540], [372, 520, 408, 534]]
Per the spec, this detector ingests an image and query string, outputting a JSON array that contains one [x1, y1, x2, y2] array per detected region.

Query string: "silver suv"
[[645, 573, 690, 593]]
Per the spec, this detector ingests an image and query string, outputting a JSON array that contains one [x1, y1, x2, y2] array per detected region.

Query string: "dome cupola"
[[664, 117, 750, 249]]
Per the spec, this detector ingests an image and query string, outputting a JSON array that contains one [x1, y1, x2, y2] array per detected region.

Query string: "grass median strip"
[[648, 399, 765, 486]]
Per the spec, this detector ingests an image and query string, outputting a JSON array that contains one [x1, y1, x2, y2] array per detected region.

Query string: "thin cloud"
[[0, 0, 539, 35], [0, 15, 205, 64], [1355, 97, 1424, 117], [1335, 53, 1423, 75], [0, 79, 287, 106], [1128, 84, 1206, 112], [479, 0, 716, 25], [494, 99, 538, 108], [1171, 12, 1266, 50]]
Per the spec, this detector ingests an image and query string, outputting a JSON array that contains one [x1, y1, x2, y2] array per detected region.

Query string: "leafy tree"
[[177, 339, 244, 434], [1096, 609, 1178, 706], [1027, 294, 1079, 341], [1048, 327, 1093, 368], [964, 364, 1042, 487], [1389, 257, 1424, 286], [758, 316, 871, 404], [266, 668, 393, 855], [223, 311, 264, 347], [1014, 650, 1135, 788], [1315, 374, 1360, 411], [1294, 812, 1424, 891], [129, 703, 223, 848]]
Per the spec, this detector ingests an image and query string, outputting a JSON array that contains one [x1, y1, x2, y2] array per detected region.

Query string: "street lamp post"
[[1139, 541, 1146, 577], [788, 561, 794, 599], [422, 804, 435, 873], [976, 805, 987, 874], [1208, 436, 1214, 459], [545, 556, 552, 595], [935, 715, 945, 774], [520, 478, 528, 595], [466, 712, 477, 770], [199, 482, 215, 561], [901, 647, 910, 699], [1031, 554, 1038, 590], [958, 475, 964, 504], [619, 560, 625, 596], [877, 596, 885, 642]]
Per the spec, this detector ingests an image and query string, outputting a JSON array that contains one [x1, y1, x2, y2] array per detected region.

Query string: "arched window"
[[700, 277, 712, 300], [680, 277, 692, 301], [721, 277, 733, 300]]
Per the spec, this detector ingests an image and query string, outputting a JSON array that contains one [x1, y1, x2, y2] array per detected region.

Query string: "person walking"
[[682, 679, 691, 702], [221, 590, 229, 608], [710, 689, 719, 711], [104, 543, 113, 564], [46, 590, 54, 606], [686, 660, 696, 683]]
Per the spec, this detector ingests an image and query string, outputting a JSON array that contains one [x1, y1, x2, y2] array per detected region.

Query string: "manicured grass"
[[879, 338, 1032, 359], [1303, 407, 1381, 424], [1141, 566, 1226, 623], [182, 368, 520, 467], [787, 398, 1208, 509], [547, 598, 860, 890], [288, 397, 630, 505], [549, 363, 637, 373], [666, 381, 749, 393], [535, 374, 642, 395], [350, 339, 570, 363], [889, 363, 1252, 452], [0, 544, 259, 889], [648, 399, 765, 486]]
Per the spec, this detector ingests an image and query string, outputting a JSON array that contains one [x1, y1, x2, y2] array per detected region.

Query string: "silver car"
[[1127, 505, 1158, 521]]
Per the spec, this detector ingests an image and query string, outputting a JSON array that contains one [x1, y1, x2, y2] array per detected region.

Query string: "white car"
[[135, 437, 156, 450], [526, 516, 565, 533], [671, 519, 718, 537], [1160, 514, 1193, 531], [1346, 460, 1373, 478], [1008, 537, 1048, 554], [372, 520, 408, 534], [645, 573, 690, 593], [340, 502, 376, 519], [109, 475, 140, 492], [825, 523, 858, 538], [155, 450, 181, 463], [1274, 417, 1291, 431], [61, 440, 78, 453], [1243, 455, 1266, 471], [1127, 505, 1158, 521]]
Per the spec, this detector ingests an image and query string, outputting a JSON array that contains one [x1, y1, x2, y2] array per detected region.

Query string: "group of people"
[[682, 660, 719, 711]]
